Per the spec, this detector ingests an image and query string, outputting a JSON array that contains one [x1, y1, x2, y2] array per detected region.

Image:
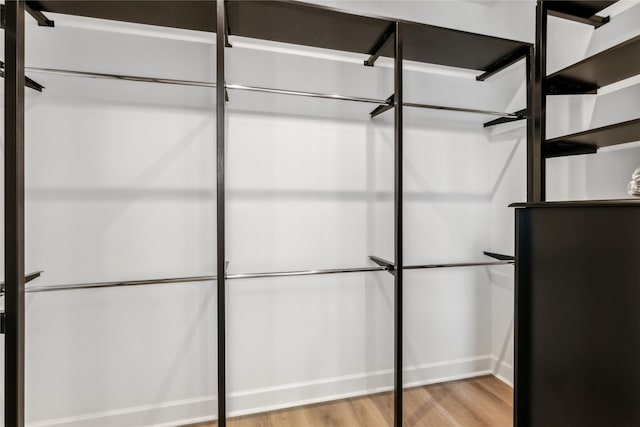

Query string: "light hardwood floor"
[[184, 375, 513, 427]]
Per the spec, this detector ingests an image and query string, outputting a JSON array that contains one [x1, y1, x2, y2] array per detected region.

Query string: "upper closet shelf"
[[30, 0, 530, 73], [545, 118, 640, 157], [546, 35, 640, 95], [546, 1, 617, 27], [27, 0, 219, 32]]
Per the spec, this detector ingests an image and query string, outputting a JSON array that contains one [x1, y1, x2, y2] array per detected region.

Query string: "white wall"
[[0, 1, 537, 425], [488, 1, 640, 386]]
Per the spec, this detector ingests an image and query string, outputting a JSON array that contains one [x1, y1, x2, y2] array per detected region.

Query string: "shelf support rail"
[[0, 271, 43, 293], [0, 60, 44, 91], [369, 255, 395, 275], [364, 23, 395, 67], [483, 108, 528, 128], [25, 2, 54, 27], [0, 272, 42, 335], [476, 45, 530, 82]]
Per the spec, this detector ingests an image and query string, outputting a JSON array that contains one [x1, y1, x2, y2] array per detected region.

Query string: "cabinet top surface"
[[511, 199, 640, 208]]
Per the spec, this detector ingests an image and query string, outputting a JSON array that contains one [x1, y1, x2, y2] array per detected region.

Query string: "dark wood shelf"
[[545, 118, 640, 156], [381, 21, 529, 72], [29, 1, 219, 33], [546, 35, 640, 95], [32, 0, 530, 72], [546, 1, 617, 19]]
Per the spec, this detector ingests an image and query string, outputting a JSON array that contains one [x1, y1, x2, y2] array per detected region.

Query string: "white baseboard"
[[27, 355, 494, 427], [491, 355, 514, 387]]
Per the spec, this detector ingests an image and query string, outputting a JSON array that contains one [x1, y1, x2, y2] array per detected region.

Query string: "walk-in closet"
[[2, 1, 639, 426]]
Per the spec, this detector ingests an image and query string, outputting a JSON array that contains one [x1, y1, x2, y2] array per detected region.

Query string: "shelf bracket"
[[483, 109, 528, 128], [483, 251, 515, 261], [369, 255, 395, 276], [370, 94, 394, 118], [548, 9, 610, 28], [26, 2, 54, 27], [364, 23, 395, 67], [0, 271, 43, 294], [544, 141, 598, 158], [224, 3, 232, 47], [476, 46, 529, 82], [0, 60, 45, 91], [547, 76, 598, 95]]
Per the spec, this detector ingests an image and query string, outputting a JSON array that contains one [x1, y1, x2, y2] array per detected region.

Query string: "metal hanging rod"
[[23, 67, 521, 118], [23, 66, 389, 105], [227, 265, 387, 280], [25, 274, 218, 293], [24, 66, 219, 89], [24, 266, 387, 293], [370, 94, 522, 119], [224, 83, 388, 105], [403, 102, 521, 118], [23, 259, 513, 293], [404, 260, 513, 270]]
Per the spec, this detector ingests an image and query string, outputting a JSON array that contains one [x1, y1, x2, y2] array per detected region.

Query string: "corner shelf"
[[545, 118, 640, 157], [546, 35, 640, 95]]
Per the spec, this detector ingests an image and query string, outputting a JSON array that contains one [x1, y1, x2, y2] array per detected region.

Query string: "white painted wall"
[[488, 1, 640, 386], [0, 1, 541, 425]]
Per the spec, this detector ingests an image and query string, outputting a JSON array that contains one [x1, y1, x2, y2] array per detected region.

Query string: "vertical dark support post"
[[393, 21, 403, 427], [514, 209, 532, 427], [530, 1, 546, 202], [5, 1, 26, 426], [216, 0, 226, 426]]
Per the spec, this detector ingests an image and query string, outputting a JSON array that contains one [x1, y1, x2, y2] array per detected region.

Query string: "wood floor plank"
[[468, 375, 513, 406], [424, 381, 489, 426], [403, 386, 462, 427], [367, 390, 394, 426], [303, 399, 362, 426], [181, 376, 513, 427], [347, 394, 389, 426], [268, 406, 310, 427], [452, 379, 511, 426], [229, 412, 272, 427]]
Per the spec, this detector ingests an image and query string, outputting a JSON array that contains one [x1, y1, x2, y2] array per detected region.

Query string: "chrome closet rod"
[[23, 266, 387, 293], [404, 260, 513, 270], [25, 274, 218, 293], [22, 67, 518, 116], [25, 66, 219, 89], [225, 83, 387, 105], [226, 265, 387, 280], [24, 66, 389, 105], [403, 102, 520, 118], [22, 260, 512, 293]]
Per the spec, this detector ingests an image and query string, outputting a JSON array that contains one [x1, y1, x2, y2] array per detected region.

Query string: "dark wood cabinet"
[[514, 202, 640, 426]]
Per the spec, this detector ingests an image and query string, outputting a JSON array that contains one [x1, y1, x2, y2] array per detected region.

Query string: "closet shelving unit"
[[3, 1, 530, 426], [514, 1, 640, 425], [535, 1, 640, 161]]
